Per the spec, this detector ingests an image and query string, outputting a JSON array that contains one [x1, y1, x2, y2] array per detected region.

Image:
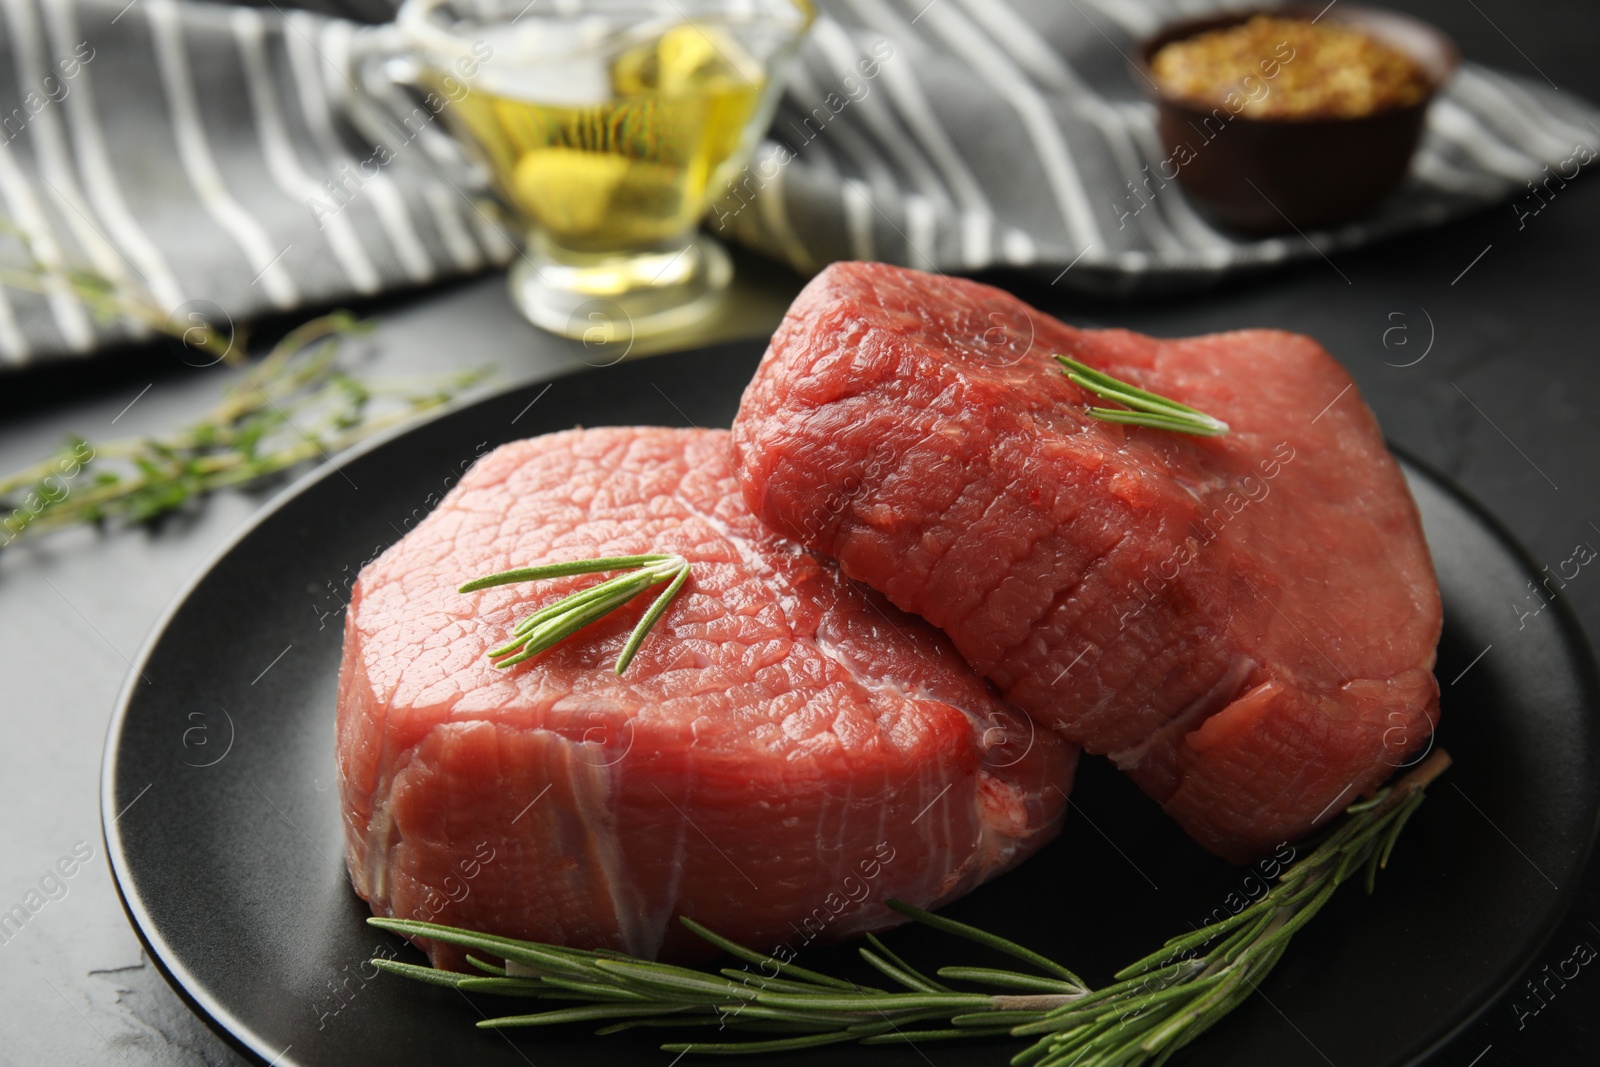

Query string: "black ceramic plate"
[[104, 341, 1600, 1067]]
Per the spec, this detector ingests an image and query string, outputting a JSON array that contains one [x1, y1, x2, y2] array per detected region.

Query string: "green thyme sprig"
[[0, 312, 491, 547], [371, 751, 1450, 1062], [460, 554, 692, 675], [1057, 355, 1230, 437], [0, 217, 239, 363]]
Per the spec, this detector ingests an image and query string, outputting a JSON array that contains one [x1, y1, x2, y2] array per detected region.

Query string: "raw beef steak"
[[337, 426, 1075, 967], [730, 262, 1442, 862]]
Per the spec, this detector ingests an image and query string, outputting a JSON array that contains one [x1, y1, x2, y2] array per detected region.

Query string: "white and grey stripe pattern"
[[0, 0, 512, 365], [0, 0, 1596, 367]]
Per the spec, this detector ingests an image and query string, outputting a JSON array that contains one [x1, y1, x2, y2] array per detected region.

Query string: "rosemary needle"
[[1056, 355, 1230, 437], [371, 751, 1450, 1063], [460, 554, 692, 675]]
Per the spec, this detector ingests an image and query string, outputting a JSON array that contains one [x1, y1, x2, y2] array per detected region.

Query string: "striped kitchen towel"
[[0, 0, 1595, 367], [739, 0, 1600, 286], [0, 0, 517, 366]]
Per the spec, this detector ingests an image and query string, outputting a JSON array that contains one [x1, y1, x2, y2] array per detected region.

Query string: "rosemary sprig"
[[1057, 355, 1230, 437], [0, 312, 491, 548], [371, 751, 1450, 1062], [460, 554, 692, 674]]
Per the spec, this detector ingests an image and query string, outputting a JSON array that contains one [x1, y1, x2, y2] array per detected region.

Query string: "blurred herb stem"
[[0, 311, 491, 547], [0, 220, 495, 547], [0, 217, 239, 363]]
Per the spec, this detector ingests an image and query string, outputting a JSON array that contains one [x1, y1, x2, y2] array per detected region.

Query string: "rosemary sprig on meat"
[[372, 751, 1449, 1062], [460, 554, 692, 674], [1057, 355, 1231, 437]]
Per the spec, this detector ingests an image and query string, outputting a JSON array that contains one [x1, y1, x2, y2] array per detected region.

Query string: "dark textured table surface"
[[2, 1, 1598, 1064]]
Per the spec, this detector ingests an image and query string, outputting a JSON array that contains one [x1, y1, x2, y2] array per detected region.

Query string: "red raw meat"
[[730, 262, 1442, 862], [337, 427, 1074, 967]]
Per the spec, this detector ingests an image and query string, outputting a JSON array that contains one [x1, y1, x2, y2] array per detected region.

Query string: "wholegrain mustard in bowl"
[[1134, 5, 1458, 233]]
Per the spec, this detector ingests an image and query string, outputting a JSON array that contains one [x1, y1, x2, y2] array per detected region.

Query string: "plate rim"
[[1378, 445, 1600, 1066], [100, 350, 1600, 1067]]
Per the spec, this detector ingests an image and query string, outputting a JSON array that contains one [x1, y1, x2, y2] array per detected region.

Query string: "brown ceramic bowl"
[[1135, 4, 1459, 234]]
